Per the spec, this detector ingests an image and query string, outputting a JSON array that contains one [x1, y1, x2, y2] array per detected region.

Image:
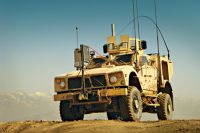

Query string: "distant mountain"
[[0, 91, 60, 121], [0, 91, 199, 121]]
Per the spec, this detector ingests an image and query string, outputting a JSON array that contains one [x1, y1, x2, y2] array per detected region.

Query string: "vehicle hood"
[[59, 65, 133, 78]]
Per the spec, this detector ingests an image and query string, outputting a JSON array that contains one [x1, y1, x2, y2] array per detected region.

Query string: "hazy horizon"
[[0, 0, 200, 121], [0, 90, 199, 122]]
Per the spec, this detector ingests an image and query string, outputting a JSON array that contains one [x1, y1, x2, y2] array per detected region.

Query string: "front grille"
[[85, 78, 91, 88], [68, 77, 91, 89], [91, 75, 106, 87]]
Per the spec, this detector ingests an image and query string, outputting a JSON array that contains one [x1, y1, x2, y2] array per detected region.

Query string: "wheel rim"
[[132, 92, 142, 120], [132, 93, 140, 113], [134, 100, 139, 110], [167, 104, 171, 113], [166, 98, 172, 119]]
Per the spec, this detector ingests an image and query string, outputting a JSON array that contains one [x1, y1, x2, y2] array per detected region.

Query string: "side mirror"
[[90, 51, 95, 58], [141, 40, 147, 50], [131, 45, 135, 51], [103, 44, 108, 53]]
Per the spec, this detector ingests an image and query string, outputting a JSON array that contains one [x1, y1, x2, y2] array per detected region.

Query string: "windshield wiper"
[[117, 59, 127, 64], [93, 78, 105, 86]]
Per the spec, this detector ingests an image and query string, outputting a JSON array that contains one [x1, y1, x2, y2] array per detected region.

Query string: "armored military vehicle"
[[54, 24, 173, 121]]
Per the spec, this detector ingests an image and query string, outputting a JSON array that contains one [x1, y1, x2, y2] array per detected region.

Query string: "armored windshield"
[[114, 54, 133, 64], [87, 57, 107, 68]]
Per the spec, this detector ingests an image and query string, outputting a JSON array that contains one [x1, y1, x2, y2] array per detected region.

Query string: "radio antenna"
[[154, 0, 162, 86], [135, 0, 141, 40], [131, 0, 138, 67], [154, 0, 160, 56], [76, 27, 79, 48]]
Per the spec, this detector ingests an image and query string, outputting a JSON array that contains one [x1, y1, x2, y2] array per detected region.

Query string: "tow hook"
[[78, 93, 88, 100]]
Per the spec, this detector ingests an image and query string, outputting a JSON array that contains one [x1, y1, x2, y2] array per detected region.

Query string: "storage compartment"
[[162, 61, 169, 80]]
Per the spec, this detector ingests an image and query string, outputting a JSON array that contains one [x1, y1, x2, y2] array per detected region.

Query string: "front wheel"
[[157, 93, 173, 120], [60, 100, 84, 121], [119, 86, 142, 121]]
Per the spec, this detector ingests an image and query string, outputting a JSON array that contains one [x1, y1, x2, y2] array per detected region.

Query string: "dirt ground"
[[0, 120, 199, 133]]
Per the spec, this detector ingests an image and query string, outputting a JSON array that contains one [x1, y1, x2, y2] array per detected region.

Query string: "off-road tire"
[[107, 112, 121, 120], [60, 100, 84, 121], [119, 86, 142, 121], [157, 93, 173, 120]]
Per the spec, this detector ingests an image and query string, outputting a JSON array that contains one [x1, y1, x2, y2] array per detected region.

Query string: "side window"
[[130, 40, 135, 50], [142, 56, 147, 66], [119, 42, 128, 50], [108, 43, 114, 50]]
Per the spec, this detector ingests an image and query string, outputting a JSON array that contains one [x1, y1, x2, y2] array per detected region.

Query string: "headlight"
[[109, 72, 124, 85], [109, 76, 118, 84], [60, 81, 65, 88], [55, 78, 65, 89]]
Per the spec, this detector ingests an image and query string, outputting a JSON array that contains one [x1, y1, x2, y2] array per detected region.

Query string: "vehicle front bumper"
[[54, 88, 128, 102]]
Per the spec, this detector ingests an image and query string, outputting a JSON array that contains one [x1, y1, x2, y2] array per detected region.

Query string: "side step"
[[147, 103, 160, 107]]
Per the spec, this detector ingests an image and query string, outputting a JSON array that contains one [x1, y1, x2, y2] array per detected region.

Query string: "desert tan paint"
[[54, 34, 173, 105]]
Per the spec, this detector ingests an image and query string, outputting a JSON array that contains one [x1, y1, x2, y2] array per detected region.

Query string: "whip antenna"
[[154, 0, 162, 86], [135, 0, 141, 40], [76, 27, 79, 48], [154, 0, 160, 56], [131, 0, 138, 66]]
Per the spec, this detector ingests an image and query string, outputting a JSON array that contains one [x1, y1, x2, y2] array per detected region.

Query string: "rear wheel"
[[157, 93, 173, 120], [60, 100, 84, 121], [119, 86, 142, 121]]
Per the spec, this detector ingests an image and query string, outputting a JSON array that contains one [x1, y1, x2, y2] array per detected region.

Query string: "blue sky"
[[0, 0, 200, 99]]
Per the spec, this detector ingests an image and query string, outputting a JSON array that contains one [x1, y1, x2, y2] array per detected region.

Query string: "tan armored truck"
[[54, 24, 173, 121]]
